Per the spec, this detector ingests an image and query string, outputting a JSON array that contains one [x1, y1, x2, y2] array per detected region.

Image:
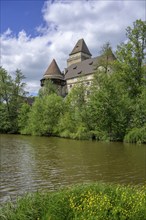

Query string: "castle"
[[40, 38, 115, 96]]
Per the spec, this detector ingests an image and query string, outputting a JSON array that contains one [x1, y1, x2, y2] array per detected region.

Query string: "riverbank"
[[1, 182, 146, 220]]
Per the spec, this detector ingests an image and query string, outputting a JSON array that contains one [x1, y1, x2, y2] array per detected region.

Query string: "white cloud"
[[1, 0, 145, 95]]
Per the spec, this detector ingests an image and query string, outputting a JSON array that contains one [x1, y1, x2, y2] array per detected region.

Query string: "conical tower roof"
[[69, 38, 92, 56], [44, 59, 63, 80]]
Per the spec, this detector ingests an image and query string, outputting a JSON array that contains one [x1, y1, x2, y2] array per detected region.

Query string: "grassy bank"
[[0, 183, 146, 220]]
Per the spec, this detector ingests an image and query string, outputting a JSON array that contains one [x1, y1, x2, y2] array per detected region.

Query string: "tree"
[[10, 69, 27, 131], [98, 42, 116, 73], [18, 103, 31, 134], [26, 97, 45, 135], [0, 67, 13, 118], [27, 94, 64, 136], [116, 19, 146, 98], [124, 87, 146, 143], [42, 94, 64, 135], [0, 103, 11, 133], [58, 82, 90, 139], [0, 67, 28, 133], [39, 80, 58, 97], [87, 72, 132, 141]]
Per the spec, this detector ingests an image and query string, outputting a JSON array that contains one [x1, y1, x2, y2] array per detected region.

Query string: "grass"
[[0, 182, 146, 220]]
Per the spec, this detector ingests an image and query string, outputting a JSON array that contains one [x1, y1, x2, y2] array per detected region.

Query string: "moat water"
[[0, 134, 146, 203]]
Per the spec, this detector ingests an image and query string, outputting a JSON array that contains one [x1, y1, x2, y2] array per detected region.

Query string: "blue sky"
[[1, 0, 145, 95], [1, 0, 45, 36]]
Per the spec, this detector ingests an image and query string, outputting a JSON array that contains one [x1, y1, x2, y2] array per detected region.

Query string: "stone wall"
[[67, 52, 91, 67], [66, 74, 94, 93]]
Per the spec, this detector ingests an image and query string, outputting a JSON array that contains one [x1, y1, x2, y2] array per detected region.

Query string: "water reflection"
[[0, 134, 146, 203]]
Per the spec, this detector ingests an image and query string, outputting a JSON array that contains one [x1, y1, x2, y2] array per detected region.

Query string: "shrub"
[[124, 126, 146, 144], [1, 183, 146, 220]]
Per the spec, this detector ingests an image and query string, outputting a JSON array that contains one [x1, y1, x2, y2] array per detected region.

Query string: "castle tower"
[[67, 39, 92, 67], [40, 59, 66, 96]]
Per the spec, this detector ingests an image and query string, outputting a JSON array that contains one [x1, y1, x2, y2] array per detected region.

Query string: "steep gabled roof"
[[69, 38, 92, 56], [65, 57, 99, 80], [43, 59, 64, 80], [65, 52, 116, 80]]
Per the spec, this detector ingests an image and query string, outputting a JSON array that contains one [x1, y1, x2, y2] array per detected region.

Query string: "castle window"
[[87, 91, 90, 96], [78, 71, 82, 74], [73, 66, 77, 69], [89, 61, 93, 65], [86, 81, 90, 85]]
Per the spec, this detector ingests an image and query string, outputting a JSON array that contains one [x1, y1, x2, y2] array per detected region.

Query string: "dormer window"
[[86, 81, 90, 85]]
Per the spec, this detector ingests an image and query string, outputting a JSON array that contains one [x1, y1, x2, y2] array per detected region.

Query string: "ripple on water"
[[0, 135, 146, 203]]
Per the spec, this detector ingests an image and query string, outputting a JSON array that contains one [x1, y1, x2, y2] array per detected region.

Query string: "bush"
[[1, 183, 146, 220], [124, 126, 146, 144]]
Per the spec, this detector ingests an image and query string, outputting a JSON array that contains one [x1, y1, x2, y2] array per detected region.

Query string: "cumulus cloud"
[[1, 30, 52, 94], [1, 0, 145, 95]]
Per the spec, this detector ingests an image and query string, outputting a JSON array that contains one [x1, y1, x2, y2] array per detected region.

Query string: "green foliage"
[[1, 183, 146, 220], [0, 103, 11, 133], [41, 94, 64, 135], [116, 19, 146, 98], [39, 80, 58, 97], [98, 42, 116, 73], [87, 72, 132, 141], [58, 82, 90, 139], [0, 67, 13, 104], [18, 103, 31, 134], [124, 87, 146, 143], [130, 87, 146, 128], [27, 97, 46, 135], [0, 67, 27, 133], [24, 94, 64, 136], [124, 126, 146, 144]]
